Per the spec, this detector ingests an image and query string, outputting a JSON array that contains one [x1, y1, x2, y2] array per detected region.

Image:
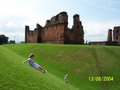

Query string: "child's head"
[[29, 53, 34, 58]]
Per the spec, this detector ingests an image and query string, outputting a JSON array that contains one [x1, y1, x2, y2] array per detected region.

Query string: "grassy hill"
[[0, 44, 120, 90]]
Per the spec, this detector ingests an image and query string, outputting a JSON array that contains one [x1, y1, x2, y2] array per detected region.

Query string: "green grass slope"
[[0, 44, 120, 90], [0, 45, 77, 90]]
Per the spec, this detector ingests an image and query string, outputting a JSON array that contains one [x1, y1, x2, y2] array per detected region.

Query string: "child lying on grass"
[[23, 53, 47, 73]]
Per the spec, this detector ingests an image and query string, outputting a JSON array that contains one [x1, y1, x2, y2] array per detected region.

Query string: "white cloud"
[[83, 20, 120, 41], [6, 21, 18, 28], [5, 32, 25, 42], [0, 0, 37, 18]]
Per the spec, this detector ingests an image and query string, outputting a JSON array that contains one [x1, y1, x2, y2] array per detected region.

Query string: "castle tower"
[[113, 26, 120, 42], [107, 29, 112, 42], [72, 14, 84, 44], [73, 14, 80, 25], [25, 12, 84, 44], [25, 25, 29, 43], [58, 12, 68, 23], [73, 14, 84, 33], [36, 23, 43, 43]]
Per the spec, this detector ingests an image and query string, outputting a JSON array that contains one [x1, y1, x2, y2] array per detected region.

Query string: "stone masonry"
[[107, 26, 120, 43], [25, 12, 84, 44], [113, 26, 120, 42]]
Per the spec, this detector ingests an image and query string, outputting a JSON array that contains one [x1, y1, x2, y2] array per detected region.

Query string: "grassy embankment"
[[0, 44, 120, 90]]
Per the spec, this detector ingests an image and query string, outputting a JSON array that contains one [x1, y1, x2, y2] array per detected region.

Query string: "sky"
[[0, 0, 120, 42]]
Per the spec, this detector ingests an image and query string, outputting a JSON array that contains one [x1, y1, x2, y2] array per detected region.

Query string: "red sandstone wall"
[[73, 27, 84, 44], [64, 28, 84, 44], [113, 27, 120, 42], [107, 29, 112, 42], [26, 30, 38, 43], [43, 23, 65, 44], [25, 12, 84, 44]]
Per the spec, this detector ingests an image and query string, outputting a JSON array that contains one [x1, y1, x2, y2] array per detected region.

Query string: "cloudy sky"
[[0, 0, 120, 42]]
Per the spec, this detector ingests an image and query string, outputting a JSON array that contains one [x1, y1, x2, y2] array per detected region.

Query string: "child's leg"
[[38, 67, 47, 73]]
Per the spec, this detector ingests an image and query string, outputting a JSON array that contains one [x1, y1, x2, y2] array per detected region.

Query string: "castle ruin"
[[25, 12, 84, 44], [107, 26, 120, 45], [90, 26, 120, 45], [113, 26, 120, 43]]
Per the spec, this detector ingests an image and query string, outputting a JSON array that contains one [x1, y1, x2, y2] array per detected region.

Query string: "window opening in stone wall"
[[116, 29, 119, 33], [116, 36, 118, 40]]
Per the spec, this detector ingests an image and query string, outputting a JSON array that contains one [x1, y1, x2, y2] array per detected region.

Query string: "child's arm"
[[22, 60, 29, 63]]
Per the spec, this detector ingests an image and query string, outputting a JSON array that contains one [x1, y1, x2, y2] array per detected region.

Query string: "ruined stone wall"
[[107, 29, 112, 42], [25, 12, 84, 44], [43, 12, 68, 44], [64, 29, 74, 44], [26, 30, 38, 43], [64, 14, 84, 44], [25, 24, 43, 43], [43, 24, 65, 43], [25, 26, 41, 43], [25, 25, 29, 43], [113, 26, 120, 42], [36, 24, 43, 43]]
